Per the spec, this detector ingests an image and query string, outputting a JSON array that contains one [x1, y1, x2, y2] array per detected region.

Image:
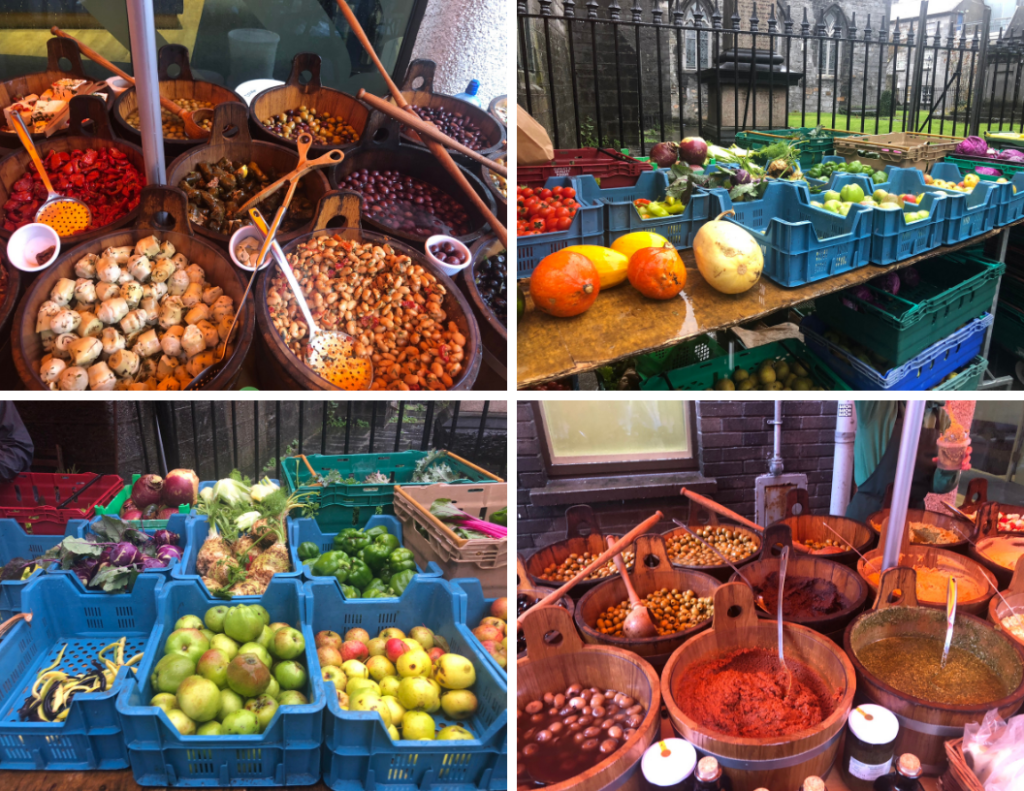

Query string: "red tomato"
[[561, 187, 576, 199], [538, 188, 553, 200], [555, 216, 573, 231]]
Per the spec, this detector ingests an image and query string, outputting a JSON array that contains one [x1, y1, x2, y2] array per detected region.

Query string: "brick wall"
[[517, 400, 840, 554]]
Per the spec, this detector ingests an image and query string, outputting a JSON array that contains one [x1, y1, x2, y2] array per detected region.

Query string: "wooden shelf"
[[517, 223, 1020, 389]]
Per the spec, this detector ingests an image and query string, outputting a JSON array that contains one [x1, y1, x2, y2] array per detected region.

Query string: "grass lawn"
[[783, 109, 973, 138]]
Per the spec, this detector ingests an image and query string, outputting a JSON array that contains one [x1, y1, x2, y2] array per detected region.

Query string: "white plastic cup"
[[425, 234, 471, 277], [227, 29, 281, 85], [7, 223, 60, 272], [229, 225, 278, 271]]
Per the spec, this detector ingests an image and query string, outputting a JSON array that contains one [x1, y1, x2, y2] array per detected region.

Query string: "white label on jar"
[[848, 756, 892, 781]]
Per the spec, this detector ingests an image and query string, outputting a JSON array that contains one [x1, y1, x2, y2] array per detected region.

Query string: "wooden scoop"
[[50, 27, 210, 140], [516, 511, 663, 630], [681, 487, 767, 533], [607, 536, 658, 639]]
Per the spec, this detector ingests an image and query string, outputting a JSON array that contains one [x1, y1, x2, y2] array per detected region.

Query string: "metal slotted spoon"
[[250, 209, 373, 390], [11, 112, 92, 234]]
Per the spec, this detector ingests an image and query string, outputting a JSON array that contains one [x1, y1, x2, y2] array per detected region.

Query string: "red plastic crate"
[[0, 472, 123, 534], [518, 147, 653, 188]]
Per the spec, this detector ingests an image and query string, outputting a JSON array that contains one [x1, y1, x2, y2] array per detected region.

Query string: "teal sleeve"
[[854, 402, 900, 487], [932, 467, 960, 495]]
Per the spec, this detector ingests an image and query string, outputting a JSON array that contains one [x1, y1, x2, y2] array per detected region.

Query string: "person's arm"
[[0, 402, 34, 483]]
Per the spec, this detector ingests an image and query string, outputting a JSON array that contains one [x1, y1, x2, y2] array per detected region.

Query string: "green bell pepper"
[[362, 589, 393, 599], [363, 524, 389, 540], [387, 548, 416, 574], [312, 550, 352, 584], [333, 528, 371, 556], [340, 584, 361, 599], [361, 578, 389, 597], [361, 534, 401, 573], [302, 556, 318, 566], [346, 557, 374, 590], [297, 542, 320, 561], [388, 569, 415, 596]]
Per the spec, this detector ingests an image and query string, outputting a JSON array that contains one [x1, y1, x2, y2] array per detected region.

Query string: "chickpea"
[[539, 548, 637, 582]]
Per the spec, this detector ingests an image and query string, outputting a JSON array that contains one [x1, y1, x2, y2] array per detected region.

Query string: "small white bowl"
[[425, 234, 471, 276], [229, 225, 276, 271], [7, 223, 60, 272]]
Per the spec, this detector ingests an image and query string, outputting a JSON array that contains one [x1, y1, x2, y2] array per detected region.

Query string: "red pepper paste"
[[675, 647, 837, 738]]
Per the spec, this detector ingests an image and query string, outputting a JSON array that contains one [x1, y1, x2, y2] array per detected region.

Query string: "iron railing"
[[121, 401, 506, 484], [518, 0, 1024, 153]]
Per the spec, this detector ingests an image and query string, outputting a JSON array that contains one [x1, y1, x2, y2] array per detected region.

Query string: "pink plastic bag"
[[962, 710, 1024, 791]]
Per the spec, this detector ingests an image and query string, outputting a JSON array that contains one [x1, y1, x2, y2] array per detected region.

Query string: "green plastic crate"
[[641, 339, 851, 391], [92, 474, 190, 528], [815, 249, 1004, 366], [634, 334, 726, 381], [998, 271, 1024, 312], [993, 299, 1024, 359], [983, 130, 1024, 145], [944, 154, 1024, 181], [735, 127, 859, 169], [933, 356, 987, 390]]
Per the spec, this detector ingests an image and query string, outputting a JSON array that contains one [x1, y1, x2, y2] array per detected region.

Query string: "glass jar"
[[641, 738, 697, 791], [841, 704, 899, 791]]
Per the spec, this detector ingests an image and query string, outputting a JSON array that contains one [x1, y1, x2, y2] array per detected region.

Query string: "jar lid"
[[898, 754, 922, 779], [696, 756, 721, 782], [642, 739, 697, 787], [848, 704, 899, 745]]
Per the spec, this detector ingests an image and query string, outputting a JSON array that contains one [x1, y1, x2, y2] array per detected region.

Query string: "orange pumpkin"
[[529, 250, 600, 317], [627, 244, 687, 299]]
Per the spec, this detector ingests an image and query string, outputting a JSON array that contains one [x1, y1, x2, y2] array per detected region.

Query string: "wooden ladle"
[[50, 27, 211, 140], [607, 536, 658, 639]]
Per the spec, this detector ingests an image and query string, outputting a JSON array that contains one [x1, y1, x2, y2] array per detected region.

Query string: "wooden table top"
[[516, 226, 1014, 388]]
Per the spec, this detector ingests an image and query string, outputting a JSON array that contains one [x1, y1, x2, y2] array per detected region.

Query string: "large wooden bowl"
[[975, 496, 1024, 537], [730, 524, 868, 642], [111, 45, 244, 160], [255, 191, 482, 391], [867, 507, 976, 554], [0, 95, 144, 249], [487, 95, 507, 129], [330, 111, 496, 248], [774, 487, 876, 568], [574, 535, 720, 668], [845, 567, 1024, 775], [388, 60, 505, 157], [165, 102, 331, 248], [661, 523, 762, 582], [0, 37, 100, 149], [856, 545, 997, 617], [248, 53, 369, 158], [662, 583, 856, 791], [989, 556, 1024, 650], [518, 605, 660, 791], [12, 185, 254, 391], [463, 235, 506, 381]]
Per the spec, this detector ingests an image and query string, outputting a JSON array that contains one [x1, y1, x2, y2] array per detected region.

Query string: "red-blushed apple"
[[386, 638, 411, 663], [196, 648, 230, 688], [472, 624, 502, 643], [490, 597, 507, 621], [344, 627, 370, 645], [318, 645, 343, 668], [322, 666, 347, 688], [428, 647, 445, 662], [479, 617, 506, 635], [378, 627, 405, 641], [315, 630, 343, 651], [341, 640, 368, 662], [176, 676, 221, 722], [226, 653, 271, 697]]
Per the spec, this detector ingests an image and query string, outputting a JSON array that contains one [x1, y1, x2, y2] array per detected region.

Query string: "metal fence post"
[[971, 6, 992, 135], [907, 1, 929, 132], [125, 0, 166, 185]]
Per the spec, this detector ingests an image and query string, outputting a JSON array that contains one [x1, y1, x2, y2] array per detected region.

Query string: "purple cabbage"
[[731, 168, 752, 186], [156, 544, 183, 564], [998, 149, 1024, 162], [152, 529, 179, 547], [977, 166, 1002, 176], [140, 556, 167, 570], [878, 271, 901, 296], [110, 542, 139, 567], [900, 267, 921, 288], [956, 136, 989, 156]]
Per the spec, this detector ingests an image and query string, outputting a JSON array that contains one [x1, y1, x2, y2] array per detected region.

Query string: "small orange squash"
[[529, 250, 601, 317], [627, 244, 687, 299]]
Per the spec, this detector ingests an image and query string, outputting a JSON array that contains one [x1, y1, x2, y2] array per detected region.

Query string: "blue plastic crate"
[[291, 515, 443, 595], [516, 176, 605, 278], [115, 576, 325, 787], [0, 572, 162, 770], [171, 515, 305, 599], [802, 313, 992, 389], [307, 577, 506, 791], [927, 163, 1001, 241], [578, 171, 723, 250], [449, 578, 505, 677], [0, 518, 84, 621], [718, 180, 874, 287], [63, 512, 191, 582]]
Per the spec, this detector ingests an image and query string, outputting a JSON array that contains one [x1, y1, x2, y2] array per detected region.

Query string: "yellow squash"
[[562, 245, 630, 289]]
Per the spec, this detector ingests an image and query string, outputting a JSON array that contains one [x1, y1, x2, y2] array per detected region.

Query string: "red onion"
[[678, 137, 708, 166], [157, 506, 180, 520], [161, 469, 199, 508], [131, 474, 163, 509], [121, 506, 143, 521], [650, 142, 678, 167]]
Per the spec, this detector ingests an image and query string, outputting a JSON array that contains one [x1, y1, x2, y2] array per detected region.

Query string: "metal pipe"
[[830, 401, 857, 515], [124, 0, 166, 184], [768, 401, 784, 476], [883, 400, 927, 570]]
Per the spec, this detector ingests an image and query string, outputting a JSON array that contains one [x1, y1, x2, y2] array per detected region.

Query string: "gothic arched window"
[[682, 2, 712, 71], [822, 7, 842, 77]]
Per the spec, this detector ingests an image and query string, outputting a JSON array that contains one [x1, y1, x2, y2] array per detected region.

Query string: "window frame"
[[533, 400, 700, 477], [821, 9, 841, 77], [681, 4, 712, 73]]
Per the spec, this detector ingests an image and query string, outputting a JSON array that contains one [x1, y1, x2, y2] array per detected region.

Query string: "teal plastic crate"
[[93, 474, 191, 528], [0, 572, 162, 770], [993, 299, 1024, 359], [735, 127, 860, 169], [815, 249, 1005, 365], [934, 356, 987, 390], [642, 339, 851, 391], [634, 335, 726, 381]]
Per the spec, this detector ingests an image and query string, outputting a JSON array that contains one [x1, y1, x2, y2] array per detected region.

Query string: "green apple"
[[265, 676, 281, 700], [872, 188, 888, 202], [218, 688, 244, 720], [366, 656, 395, 682], [222, 709, 259, 735], [840, 183, 865, 203], [379, 675, 401, 697], [397, 676, 439, 711], [249, 605, 271, 626], [366, 637, 388, 657], [223, 605, 264, 644], [166, 709, 196, 735], [438, 725, 474, 741], [238, 643, 272, 669], [396, 651, 431, 678], [823, 189, 841, 203], [201, 629, 216, 644], [341, 660, 368, 679], [164, 629, 209, 665], [351, 691, 391, 727], [210, 634, 239, 660], [381, 695, 406, 725], [176, 675, 221, 723], [441, 689, 478, 719], [151, 654, 195, 694], [204, 605, 229, 633], [197, 721, 222, 735], [271, 627, 305, 661], [401, 710, 436, 740], [244, 694, 279, 733], [274, 660, 307, 691], [322, 667, 347, 689], [433, 654, 476, 690], [256, 625, 276, 650], [347, 677, 381, 697], [823, 200, 842, 214], [175, 615, 204, 631], [150, 693, 177, 713], [838, 204, 852, 216], [378, 628, 405, 641], [278, 690, 308, 706]]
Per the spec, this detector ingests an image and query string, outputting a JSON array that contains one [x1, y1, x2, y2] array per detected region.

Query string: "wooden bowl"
[[111, 45, 244, 159], [661, 524, 762, 582], [487, 95, 507, 129], [845, 567, 1024, 776], [462, 235, 506, 381], [481, 155, 507, 219], [516, 583, 575, 660], [971, 533, 1024, 590], [867, 507, 976, 554], [0, 259, 21, 345], [0, 37, 101, 149], [574, 535, 720, 668], [518, 605, 660, 791], [12, 185, 254, 391], [248, 53, 369, 158], [164, 102, 331, 248], [662, 583, 856, 791], [857, 545, 997, 617], [775, 488, 876, 568], [330, 111, 496, 249], [989, 556, 1024, 649], [975, 498, 1024, 537], [254, 191, 482, 391], [730, 525, 868, 641], [388, 60, 505, 157], [0, 95, 144, 249]]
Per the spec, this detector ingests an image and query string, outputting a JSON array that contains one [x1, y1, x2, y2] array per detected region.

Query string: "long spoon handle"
[[11, 113, 57, 194]]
